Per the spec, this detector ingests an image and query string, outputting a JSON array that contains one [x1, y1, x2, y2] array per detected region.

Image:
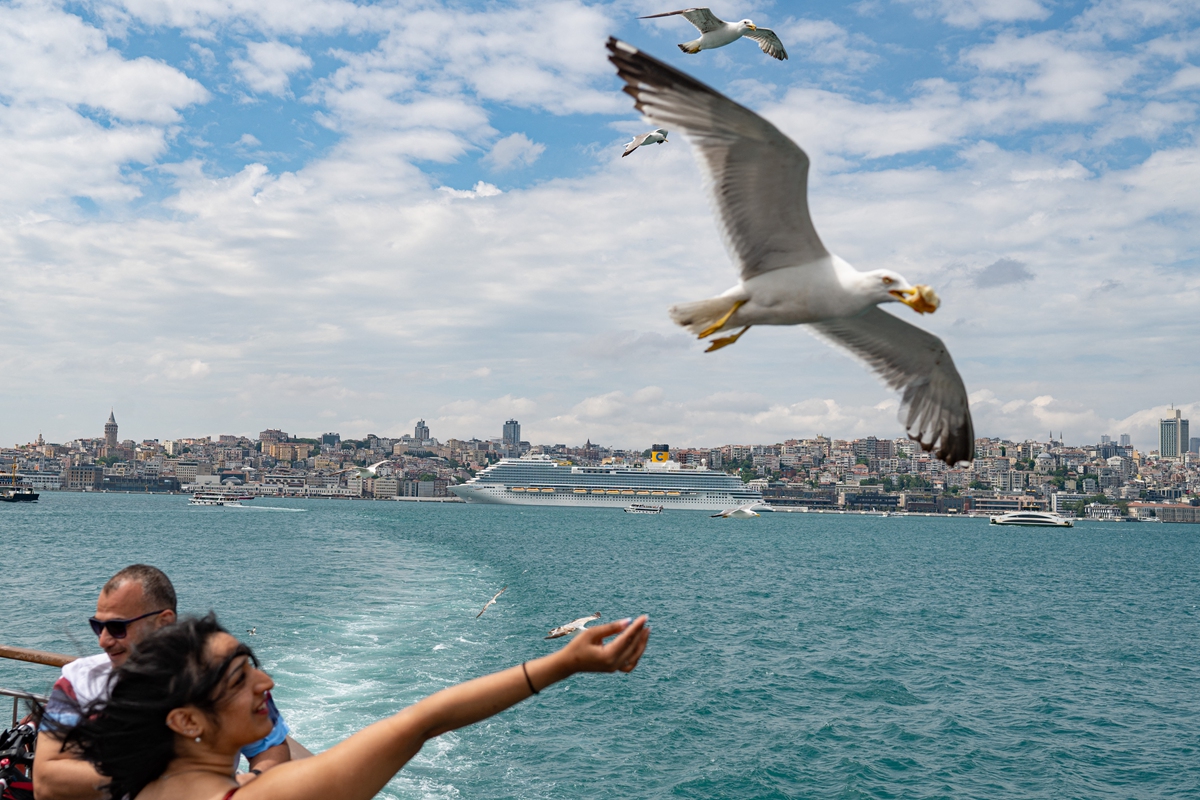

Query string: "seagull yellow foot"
[[705, 326, 751, 352], [697, 299, 746, 338]]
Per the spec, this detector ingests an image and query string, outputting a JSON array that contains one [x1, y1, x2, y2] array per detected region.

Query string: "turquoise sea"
[[2, 494, 1198, 798]]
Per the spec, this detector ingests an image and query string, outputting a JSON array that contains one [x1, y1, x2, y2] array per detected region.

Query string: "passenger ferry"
[[624, 503, 664, 514], [989, 511, 1073, 527], [188, 492, 251, 507], [451, 448, 760, 511]]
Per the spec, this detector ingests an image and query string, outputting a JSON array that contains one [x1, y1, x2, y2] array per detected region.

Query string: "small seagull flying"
[[712, 503, 761, 519], [246, 627, 257, 635], [476, 586, 508, 619], [623, 128, 669, 157], [608, 40, 974, 466], [640, 8, 787, 61], [545, 612, 601, 640], [334, 460, 391, 479]]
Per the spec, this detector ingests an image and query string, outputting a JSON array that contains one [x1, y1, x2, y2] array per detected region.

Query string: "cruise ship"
[[450, 446, 761, 511]]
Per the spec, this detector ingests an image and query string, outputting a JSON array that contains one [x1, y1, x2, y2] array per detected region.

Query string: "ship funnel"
[[649, 444, 670, 464]]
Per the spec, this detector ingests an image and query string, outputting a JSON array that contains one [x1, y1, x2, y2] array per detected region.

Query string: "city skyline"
[[13, 404, 1198, 458], [0, 2, 1197, 449]]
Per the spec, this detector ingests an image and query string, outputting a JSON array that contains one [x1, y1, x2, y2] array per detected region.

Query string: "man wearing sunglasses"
[[34, 564, 292, 799]]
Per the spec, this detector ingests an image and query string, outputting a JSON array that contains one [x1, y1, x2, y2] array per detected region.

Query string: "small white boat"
[[624, 503, 663, 514], [189, 492, 246, 507], [989, 511, 1073, 528]]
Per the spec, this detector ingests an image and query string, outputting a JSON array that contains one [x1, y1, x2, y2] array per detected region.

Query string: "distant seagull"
[[712, 503, 761, 519], [623, 128, 669, 157], [335, 460, 391, 478], [640, 8, 787, 61], [476, 586, 508, 619], [545, 612, 601, 640], [608, 40, 974, 466], [246, 627, 257, 635]]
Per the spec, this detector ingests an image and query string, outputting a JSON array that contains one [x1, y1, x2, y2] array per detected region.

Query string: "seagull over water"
[[608, 39, 974, 466], [640, 8, 787, 61], [712, 503, 761, 518], [545, 612, 601, 639], [623, 128, 669, 157], [476, 586, 507, 619]]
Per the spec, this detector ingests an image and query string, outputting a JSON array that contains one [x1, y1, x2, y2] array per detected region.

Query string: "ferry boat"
[[1, 465, 39, 502], [989, 511, 1073, 528], [0, 486, 39, 503], [624, 503, 663, 514], [188, 492, 249, 507], [451, 448, 761, 511]]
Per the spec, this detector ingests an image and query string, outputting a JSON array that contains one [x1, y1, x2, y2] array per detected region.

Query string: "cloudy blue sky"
[[1, 0, 1197, 450]]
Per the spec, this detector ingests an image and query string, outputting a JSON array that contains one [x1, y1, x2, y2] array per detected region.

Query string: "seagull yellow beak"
[[748, 23, 758, 31], [890, 284, 940, 314]]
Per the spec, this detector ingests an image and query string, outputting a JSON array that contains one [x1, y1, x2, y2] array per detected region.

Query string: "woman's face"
[[206, 632, 276, 749]]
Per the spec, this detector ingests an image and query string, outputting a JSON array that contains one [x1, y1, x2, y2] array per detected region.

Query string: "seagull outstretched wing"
[[476, 586, 507, 619], [640, 8, 725, 33], [744, 27, 788, 60], [607, 38, 827, 280], [811, 307, 975, 465]]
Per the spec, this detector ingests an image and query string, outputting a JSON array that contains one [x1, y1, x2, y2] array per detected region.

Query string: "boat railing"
[[1, 643, 313, 758], [1, 687, 46, 727]]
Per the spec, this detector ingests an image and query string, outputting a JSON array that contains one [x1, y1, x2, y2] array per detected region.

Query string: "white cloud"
[[0, 3, 208, 123], [0, 4, 207, 211], [438, 180, 502, 199], [776, 18, 878, 71], [481, 132, 545, 171], [898, 0, 1051, 28], [232, 41, 312, 95]]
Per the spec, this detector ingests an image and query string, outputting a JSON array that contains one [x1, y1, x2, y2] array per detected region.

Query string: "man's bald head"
[[102, 564, 177, 613]]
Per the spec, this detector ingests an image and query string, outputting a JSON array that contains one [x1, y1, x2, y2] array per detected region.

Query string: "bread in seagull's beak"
[[890, 285, 940, 314]]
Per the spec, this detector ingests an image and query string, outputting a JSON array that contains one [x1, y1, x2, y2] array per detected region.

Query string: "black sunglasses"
[[88, 609, 169, 639]]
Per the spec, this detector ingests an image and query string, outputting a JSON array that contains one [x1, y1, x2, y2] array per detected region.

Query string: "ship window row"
[[509, 487, 685, 496]]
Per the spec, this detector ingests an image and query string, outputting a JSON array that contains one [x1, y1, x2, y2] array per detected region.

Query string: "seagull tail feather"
[[669, 296, 741, 336]]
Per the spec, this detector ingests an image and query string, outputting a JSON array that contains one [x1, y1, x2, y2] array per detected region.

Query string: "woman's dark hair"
[[62, 613, 257, 800]]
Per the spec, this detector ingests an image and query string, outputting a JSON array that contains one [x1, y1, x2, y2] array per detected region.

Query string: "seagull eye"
[[882, 276, 894, 285]]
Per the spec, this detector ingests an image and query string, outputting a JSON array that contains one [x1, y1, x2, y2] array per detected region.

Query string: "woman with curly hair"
[[62, 612, 650, 800]]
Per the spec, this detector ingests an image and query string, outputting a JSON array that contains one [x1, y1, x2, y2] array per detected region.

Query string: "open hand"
[[561, 616, 650, 674]]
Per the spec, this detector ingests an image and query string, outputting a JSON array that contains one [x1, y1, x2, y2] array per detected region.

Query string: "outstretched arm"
[[237, 616, 649, 800]]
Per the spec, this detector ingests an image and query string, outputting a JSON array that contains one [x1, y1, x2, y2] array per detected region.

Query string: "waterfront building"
[[1160, 408, 1190, 460], [1051, 492, 1087, 514]]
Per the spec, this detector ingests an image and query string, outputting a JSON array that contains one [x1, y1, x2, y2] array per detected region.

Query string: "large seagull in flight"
[[607, 39, 974, 466]]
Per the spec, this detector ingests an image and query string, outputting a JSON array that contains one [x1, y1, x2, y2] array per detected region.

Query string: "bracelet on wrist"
[[521, 661, 539, 695]]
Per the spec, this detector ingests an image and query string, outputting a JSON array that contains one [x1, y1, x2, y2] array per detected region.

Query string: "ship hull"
[[451, 483, 758, 511]]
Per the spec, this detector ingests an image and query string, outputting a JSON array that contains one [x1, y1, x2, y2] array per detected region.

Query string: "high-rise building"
[[502, 419, 521, 449], [104, 410, 118, 450], [322, 432, 340, 447], [414, 419, 430, 442], [1191, 437, 1200, 454], [1119, 434, 1131, 447], [1159, 408, 1189, 460], [1100, 434, 1110, 444]]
